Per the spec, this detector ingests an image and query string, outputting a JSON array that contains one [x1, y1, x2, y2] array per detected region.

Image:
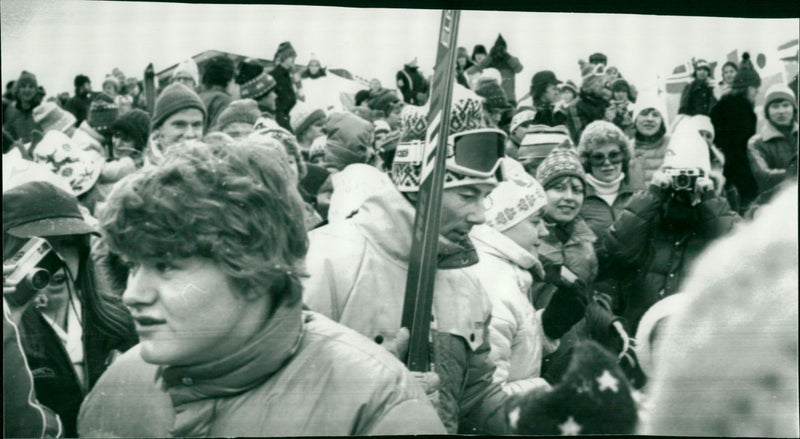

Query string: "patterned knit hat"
[[399, 84, 484, 143], [87, 92, 119, 136], [31, 130, 103, 196], [510, 341, 638, 435], [484, 158, 547, 232], [400, 104, 428, 142], [33, 102, 77, 134], [151, 82, 207, 129], [475, 78, 510, 110], [560, 80, 579, 95], [290, 102, 326, 137], [215, 99, 261, 132], [274, 41, 297, 63], [535, 145, 586, 189], [240, 71, 277, 101]]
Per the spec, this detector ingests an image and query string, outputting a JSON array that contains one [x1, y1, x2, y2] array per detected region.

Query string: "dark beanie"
[[74, 74, 91, 89], [236, 60, 264, 85], [355, 89, 371, 107], [589, 52, 608, 65], [110, 109, 151, 152], [151, 83, 207, 129], [202, 55, 235, 87], [732, 52, 761, 90], [472, 45, 487, 61]]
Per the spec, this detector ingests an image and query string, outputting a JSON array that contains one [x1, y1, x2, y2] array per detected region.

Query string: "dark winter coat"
[[565, 92, 609, 145], [580, 179, 639, 239], [4, 102, 41, 144], [532, 102, 568, 128], [678, 79, 717, 116], [271, 64, 297, 132], [66, 93, 92, 127], [594, 186, 738, 334], [396, 65, 429, 106], [198, 86, 233, 132], [747, 121, 799, 194], [18, 281, 137, 437], [710, 92, 759, 208]]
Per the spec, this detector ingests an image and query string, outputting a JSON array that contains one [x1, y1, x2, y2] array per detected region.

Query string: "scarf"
[[586, 173, 625, 206]]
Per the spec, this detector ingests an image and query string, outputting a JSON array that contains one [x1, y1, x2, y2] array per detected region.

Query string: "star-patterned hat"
[[30, 130, 103, 196], [509, 341, 638, 436]]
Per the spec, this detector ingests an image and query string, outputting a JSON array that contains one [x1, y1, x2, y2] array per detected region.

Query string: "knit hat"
[[662, 124, 711, 176], [214, 99, 261, 132], [475, 79, 510, 110], [249, 126, 307, 179], [510, 341, 638, 435], [373, 119, 391, 136], [110, 109, 151, 152], [290, 102, 326, 137], [172, 59, 200, 87], [611, 78, 630, 94], [308, 134, 327, 162], [369, 89, 402, 116], [732, 52, 761, 90], [518, 125, 573, 173], [632, 91, 669, 128], [274, 41, 297, 63], [535, 145, 586, 189], [87, 92, 119, 136], [510, 109, 536, 133], [391, 127, 506, 193], [151, 82, 207, 130], [239, 71, 277, 101], [30, 130, 103, 196], [480, 68, 503, 87], [588, 52, 608, 65], [32, 102, 77, 134], [484, 159, 548, 232], [531, 70, 562, 101], [399, 84, 484, 143], [74, 74, 90, 90], [3, 181, 98, 238], [202, 55, 235, 87], [472, 44, 487, 61], [102, 74, 120, 94], [763, 83, 797, 119], [323, 112, 374, 171]]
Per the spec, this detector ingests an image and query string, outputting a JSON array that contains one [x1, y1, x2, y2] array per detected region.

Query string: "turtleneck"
[[586, 173, 625, 206]]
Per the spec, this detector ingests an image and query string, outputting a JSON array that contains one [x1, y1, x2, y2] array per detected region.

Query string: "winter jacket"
[[595, 185, 739, 334], [529, 217, 598, 383], [66, 93, 91, 127], [198, 86, 232, 132], [19, 274, 137, 437], [565, 91, 609, 145], [79, 303, 445, 437], [470, 225, 559, 396], [747, 121, 799, 194], [631, 134, 670, 185], [271, 65, 297, 132], [4, 102, 41, 144], [710, 92, 759, 208], [469, 37, 523, 103], [303, 186, 511, 435], [532, 102, 568, 128], [396, 65, 429, 106], [580, 178, 640, 239], [678, 79, 717, 116]]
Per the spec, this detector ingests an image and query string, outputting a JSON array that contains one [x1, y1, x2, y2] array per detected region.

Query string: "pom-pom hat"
[[535, 145, 586, 190]]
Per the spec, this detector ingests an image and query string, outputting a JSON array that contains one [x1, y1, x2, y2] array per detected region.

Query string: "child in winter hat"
[[509, 340, 638, 435], [641, 183, 798, 437]]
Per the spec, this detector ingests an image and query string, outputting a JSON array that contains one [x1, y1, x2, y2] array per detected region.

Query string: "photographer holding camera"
[[593, 126, 739, 339], [3, 181, 137, 438]]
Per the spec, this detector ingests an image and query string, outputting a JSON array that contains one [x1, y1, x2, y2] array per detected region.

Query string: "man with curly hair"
[[78, 140, 445, 437]]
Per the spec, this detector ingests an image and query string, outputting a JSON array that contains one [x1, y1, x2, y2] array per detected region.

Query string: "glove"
[[541, 277, 588, 339]]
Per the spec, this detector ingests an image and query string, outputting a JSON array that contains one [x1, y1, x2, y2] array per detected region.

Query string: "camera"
[[665, 168, 703, 192], [3, 237, 63, 307]]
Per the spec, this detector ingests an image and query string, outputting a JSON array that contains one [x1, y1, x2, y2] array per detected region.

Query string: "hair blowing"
[[99, 140, 309, 306]]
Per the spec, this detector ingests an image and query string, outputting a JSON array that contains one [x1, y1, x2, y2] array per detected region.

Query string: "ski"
[[400, 9, 461, 372], [144, 63, 156, 115]]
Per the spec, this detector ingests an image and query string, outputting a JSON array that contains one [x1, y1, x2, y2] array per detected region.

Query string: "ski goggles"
[[446, 128, 507, 178]]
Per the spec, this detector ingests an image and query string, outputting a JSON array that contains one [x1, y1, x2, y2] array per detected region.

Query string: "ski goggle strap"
[[447, 128, 507, 177]]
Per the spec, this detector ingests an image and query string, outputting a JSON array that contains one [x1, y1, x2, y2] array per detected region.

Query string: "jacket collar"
[[543, 216, 597, 247], [470, 224, 538, 270], [761, 120, 799, 142], [585, 175, 636, 198]]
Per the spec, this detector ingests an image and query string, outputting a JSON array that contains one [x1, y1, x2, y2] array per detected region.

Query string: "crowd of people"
[[3, 34, 799, 438]]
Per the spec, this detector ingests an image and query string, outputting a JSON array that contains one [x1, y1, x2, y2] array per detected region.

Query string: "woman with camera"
[[2, 181, 137, 438], [593, 126, 738, 336]]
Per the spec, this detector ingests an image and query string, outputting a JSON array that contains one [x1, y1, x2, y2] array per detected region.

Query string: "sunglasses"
[[589, 150, 624, 167], [449, 129, 506, 176]]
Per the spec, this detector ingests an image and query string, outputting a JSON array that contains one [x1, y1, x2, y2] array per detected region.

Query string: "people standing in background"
[[396, 58, 429, 106], [678, 59, 717, 116], [301, 55, 327, 79], [565, 60, 610, 144], [455, 47, 473, 89], [710, 52, 761, 212], [101, 74, 120, 99], [198, 55, 235, 131], [714, 61, 738, 100], [171, 59, 200, 91], [272, 41, 299, 132], [629, 92, 671, 184], [4, 71, 43, 145], [467, 35, 523, 106], [747, 83, 798, 194], [558, 80, 578, 108], [65, 75, 93, 128], [530, 71, 568, 128]]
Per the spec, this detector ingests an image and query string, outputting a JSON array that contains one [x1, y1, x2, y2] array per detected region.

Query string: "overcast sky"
[[2, 0, 797, 99]]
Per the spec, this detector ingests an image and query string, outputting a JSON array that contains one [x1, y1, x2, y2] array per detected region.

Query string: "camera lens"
[[26, 269, 51, 291], [675, 174, 689, 189]]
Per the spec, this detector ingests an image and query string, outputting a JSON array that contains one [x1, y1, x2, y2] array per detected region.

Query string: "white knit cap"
[[484, 158, 547, 232], [662, 124, 711, 175], [290, 101, 326, 135], [633, 91, 670, 128], [172, 59, 200, 87]]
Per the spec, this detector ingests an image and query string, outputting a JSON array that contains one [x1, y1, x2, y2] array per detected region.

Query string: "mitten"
[[541, 278, 588, 339]]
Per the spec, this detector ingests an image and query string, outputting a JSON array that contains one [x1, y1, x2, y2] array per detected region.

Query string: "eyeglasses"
[[588, 150, 624, 166], [449, 128, 507, 176]]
